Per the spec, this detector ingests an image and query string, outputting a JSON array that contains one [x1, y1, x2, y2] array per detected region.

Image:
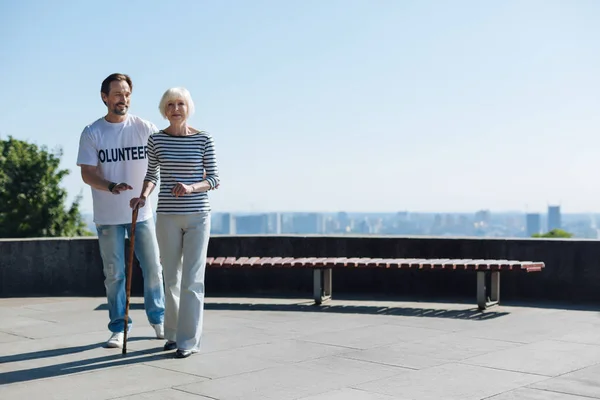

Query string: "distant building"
[[287, 213, 324, 234], [474, 210, 491, 226], [526, 213, 541, 237], [234, 214, 269, 234], [548, 205, 561, 231], [267, 212, 282, 234], [210, 212, 233, 234], [356, 218, 371, 234], [337, 212, 350, 233]]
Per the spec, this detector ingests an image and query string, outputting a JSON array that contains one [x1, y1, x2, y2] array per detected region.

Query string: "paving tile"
[[464, 313, 597, 344], [0, 306, 156, 340], [241, 312, 380, 338], [339, 345, 450, 370], [391, 332, 521, 360], [19, 297, 107, 312], [297, 323, 447, 350], [175, 361, 396, 400], [0, 315, 53, 330], [354, 362, 546, 400], [463, 340, 600, 376], [198, 328, 277, 354], [2, 318, 106, 340], [229, 338, 354, 364], [297, 355, 408, 382], [531, 363, 600, 398], [150, 346, 285, 379], [0, 332, 29, 344], [0, 331, 109, 360], [0, 305, 49, 320], [553, 327, 600, 346], [0, 297, 85, 308]]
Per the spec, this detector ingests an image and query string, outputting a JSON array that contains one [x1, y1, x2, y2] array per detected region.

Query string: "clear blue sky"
[[1, 0, 599, 214]]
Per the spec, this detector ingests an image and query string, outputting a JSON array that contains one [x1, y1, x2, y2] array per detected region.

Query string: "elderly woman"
[[130, 87, 219, 358]]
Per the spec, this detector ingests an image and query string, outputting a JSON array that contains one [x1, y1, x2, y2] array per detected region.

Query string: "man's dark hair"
[[100, 73, 133, 105]]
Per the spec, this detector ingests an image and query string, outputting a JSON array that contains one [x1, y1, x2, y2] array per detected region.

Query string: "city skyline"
[[206, 205, 596, 238], [81, 204, 600, 239]]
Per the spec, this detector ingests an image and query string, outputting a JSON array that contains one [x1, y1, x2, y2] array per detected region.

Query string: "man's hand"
[[109, 182, 133, 194], [172, 182, 192, 197], [130, 196, 146, 209], [81, 165, 133, 193]]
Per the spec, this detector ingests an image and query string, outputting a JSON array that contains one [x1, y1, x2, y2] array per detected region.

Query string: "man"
[[77, 73, 165, 348]]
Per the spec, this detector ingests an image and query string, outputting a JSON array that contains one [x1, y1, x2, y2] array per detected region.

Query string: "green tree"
[[0, 136, 92, 238], [532, 228, 573, 238]]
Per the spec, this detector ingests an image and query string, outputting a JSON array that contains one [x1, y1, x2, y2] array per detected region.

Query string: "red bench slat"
[[313, 258, 329, 267], [280, 257, 296, 267], [234, 257, 249, 265], [246, 257, 261, 266], [291, 258, 309, 267], [269, 257, 285, 266], [223, 257, 237, 267], [521, 261, 544, 272], [209, 257, 225, 267]]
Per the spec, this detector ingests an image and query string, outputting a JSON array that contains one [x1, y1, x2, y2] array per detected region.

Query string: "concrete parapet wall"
[[1, 235, 599, 302]]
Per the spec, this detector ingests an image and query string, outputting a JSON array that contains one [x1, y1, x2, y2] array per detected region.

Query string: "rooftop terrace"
[[2, 295, 600, 399], [2, 234, 600, 398]]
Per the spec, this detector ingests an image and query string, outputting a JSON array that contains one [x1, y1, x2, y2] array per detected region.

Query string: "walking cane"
[[122, 204, 139, 355]]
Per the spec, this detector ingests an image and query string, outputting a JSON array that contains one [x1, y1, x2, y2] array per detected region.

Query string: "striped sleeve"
[[203, 133, 219, 189], [144, 134, 159, 185]]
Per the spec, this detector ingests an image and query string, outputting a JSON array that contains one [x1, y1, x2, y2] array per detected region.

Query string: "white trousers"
[[156, 212, 211, 351]]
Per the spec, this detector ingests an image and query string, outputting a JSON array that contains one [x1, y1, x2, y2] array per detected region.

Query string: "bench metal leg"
[[477, 271, 500, 310], [491, 271, 500, 305], [313, 268, 332, 305]]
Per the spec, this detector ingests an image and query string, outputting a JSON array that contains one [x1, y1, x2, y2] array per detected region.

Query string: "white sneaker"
[[152, 323, 164, 339], [106, 332, 124, 348]]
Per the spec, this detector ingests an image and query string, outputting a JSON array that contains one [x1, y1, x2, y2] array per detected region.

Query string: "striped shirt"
[[144, 130, 219, 214]]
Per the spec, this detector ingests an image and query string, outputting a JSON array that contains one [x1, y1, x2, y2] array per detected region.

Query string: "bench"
[[205, 256, 545, 310]]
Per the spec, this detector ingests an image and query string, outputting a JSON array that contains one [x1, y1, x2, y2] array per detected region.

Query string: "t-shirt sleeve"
[[144, 135, 160, 184], [142, 119, 159, 136], [76, 127, 98, 166]]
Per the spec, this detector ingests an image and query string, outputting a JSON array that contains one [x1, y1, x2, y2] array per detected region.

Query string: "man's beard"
[[113, 103, 128, 115]]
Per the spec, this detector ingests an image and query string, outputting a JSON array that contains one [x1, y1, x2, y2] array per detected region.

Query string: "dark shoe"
[[163, 341, 177, 351], [175, 349, 197, 358]]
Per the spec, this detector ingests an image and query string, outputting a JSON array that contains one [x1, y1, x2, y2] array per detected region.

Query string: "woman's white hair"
[[158, 87, 195, 119]]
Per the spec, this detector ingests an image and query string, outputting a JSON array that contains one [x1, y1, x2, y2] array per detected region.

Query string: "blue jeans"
[[96, 218, 165, 333]]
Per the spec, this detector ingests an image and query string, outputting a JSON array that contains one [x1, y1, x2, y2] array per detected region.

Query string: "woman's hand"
[[130, 196, 147, 209], [172, 182, 193, 197]]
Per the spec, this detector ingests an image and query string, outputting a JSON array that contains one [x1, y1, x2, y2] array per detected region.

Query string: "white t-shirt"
[[77, 114, 158, 225]]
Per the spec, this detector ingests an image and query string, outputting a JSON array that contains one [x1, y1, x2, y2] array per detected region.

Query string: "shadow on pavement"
[[202, 302, 510, 320], [95, 298, 509, 320], [94, 299, 508, 320], [0, 344, 172, 385], [0, 337, 154, 364]]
